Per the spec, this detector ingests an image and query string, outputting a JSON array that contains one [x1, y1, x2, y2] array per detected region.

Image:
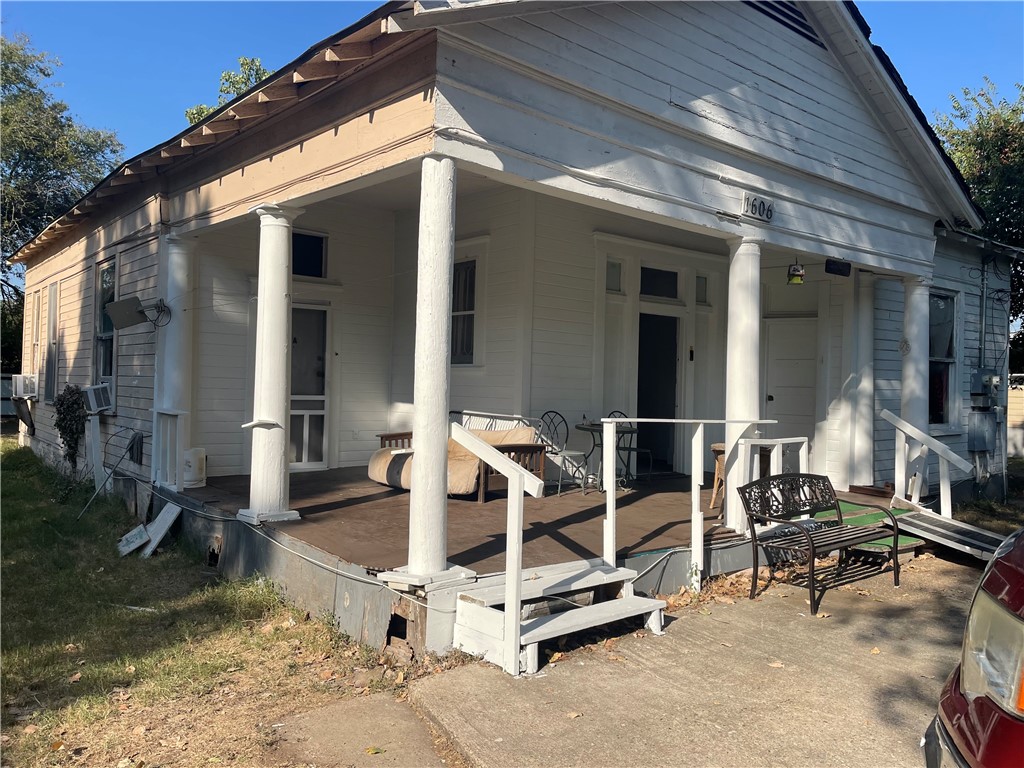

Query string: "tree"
[[1, 34, 124, 372], [185, 57, 272, 125], [934, 79, 1024, 320]]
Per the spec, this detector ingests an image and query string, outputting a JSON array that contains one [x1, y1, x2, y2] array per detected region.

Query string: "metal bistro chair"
[[606, 410, 653, 485], [539, 410, 588, 495]]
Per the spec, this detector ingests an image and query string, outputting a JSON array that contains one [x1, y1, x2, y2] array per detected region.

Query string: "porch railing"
[[600, 418, 775, 593], [880, 409, 973, 518], [449, 423, 545, 675]]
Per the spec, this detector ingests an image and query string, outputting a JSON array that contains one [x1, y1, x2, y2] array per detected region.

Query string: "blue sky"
[[2, 1, 1022, 160]]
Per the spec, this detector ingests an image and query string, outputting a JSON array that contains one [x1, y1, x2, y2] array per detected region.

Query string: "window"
[[928, 292, 956, 425], [44, 283, 59, 403], [31, 291, 41, 373], [292, 232, 326, 278], [95, 260, 117, 384], [695, 275, 709, 305], [451, 259, 476, 365], [640, 266, 678, 299], [606, 260, 623, 294]]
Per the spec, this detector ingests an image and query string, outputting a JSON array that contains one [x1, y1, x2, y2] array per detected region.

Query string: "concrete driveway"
[[410, 552, 983, 768]]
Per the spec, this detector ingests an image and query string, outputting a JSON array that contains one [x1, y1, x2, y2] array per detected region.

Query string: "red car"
[[923, 527, 1024, 767]]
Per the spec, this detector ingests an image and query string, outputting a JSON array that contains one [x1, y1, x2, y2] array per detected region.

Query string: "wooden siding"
[[193, 200, 395, 476], [434, 1, 939, 272]]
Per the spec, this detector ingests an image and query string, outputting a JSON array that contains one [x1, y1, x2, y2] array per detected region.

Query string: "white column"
[[901, 276, 931, 478], [161, 235, 196, 446], [851, 270, 875, 486], [408, 156, 457, 576], [724, 237, 762, 531], [239, 204, 303, 524]]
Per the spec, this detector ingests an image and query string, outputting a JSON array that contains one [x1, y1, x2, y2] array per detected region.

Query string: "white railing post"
[[689, 423, 705, 592], [503, 472, 525, 675], [603, 420, 617, 566], [894, 429, 907, 497]]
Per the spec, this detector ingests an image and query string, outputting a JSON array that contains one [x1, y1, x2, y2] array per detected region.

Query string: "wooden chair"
[[710, 442, 726, 508]]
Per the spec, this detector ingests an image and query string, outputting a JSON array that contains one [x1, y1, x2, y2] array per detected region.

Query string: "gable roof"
[[12, 0, 984, 263]]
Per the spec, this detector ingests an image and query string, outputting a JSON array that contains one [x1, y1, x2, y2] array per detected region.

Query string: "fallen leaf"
[[768, 661, 785, 668], [720, 642, 733, 648], [567, 712, 583, 719], [698, 608, 711, 616], [133, 725, 147, 736], [23, 724, 38, 734], [816, 612, 832, 619], [870, 647, 881, 655], [549, 651, 564, 663], [51, 740, 65, 751], [64, 644, 79, 654], [318, 669, 336, 681], [633, 630, 648, 639], [125, 665, 136, 674], [68, 672, 82, 683], [365, 746, 385, 755], [857, 590, 871, 596], [259, 622, 275, 635], [395, 671, 405, 685], [608, 654, 624, 662]]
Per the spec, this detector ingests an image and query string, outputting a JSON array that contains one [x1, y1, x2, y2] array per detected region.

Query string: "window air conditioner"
[[83, 383, 114, 414], [12, 374, 38, 400]]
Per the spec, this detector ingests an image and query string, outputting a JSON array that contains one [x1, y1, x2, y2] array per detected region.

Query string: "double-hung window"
[[928, 291, 956, 426], [451, 259, 477, 365], [95, 259, 117, 386]]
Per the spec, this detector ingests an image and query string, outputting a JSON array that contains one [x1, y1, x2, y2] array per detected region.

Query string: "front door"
[[637, 313, 678, 472], [763, 318, 817, 470], [290, 306, 328, 469]]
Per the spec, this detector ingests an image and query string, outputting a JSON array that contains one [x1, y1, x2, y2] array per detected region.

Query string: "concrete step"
[[457, 564, 637, 607]]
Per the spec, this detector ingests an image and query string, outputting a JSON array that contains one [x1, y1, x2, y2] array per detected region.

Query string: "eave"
[[12, 1, 417, 265]]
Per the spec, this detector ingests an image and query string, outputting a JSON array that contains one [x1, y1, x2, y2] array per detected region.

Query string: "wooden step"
[[519, 595, 665, 646], [458, 564, 637, 607]]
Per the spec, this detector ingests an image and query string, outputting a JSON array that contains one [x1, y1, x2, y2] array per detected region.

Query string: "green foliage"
[[185, 56, 273, 125], [0, 34, 124, 299], [934, 79, 1024, 322], [1, 291, 23, 371], [53, 384, 87, 471]]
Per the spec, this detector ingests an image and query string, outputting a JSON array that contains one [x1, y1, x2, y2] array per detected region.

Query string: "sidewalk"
[[409, 553, 981, 767]]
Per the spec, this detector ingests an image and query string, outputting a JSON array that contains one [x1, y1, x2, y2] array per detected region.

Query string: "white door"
[[290, 306, 328, 469], [763, 319, 817, 469]]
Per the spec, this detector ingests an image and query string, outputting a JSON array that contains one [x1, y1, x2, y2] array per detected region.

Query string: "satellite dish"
[[105, 297, 170, 329]]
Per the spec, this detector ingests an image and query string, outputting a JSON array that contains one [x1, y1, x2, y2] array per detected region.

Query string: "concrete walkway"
[[410, 553, 982, 767]]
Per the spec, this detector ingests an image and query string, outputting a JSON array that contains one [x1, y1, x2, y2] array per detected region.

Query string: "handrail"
[[601, 417, 775, 592], [449, 424, 545, 497], [449, 422, 543, 674], [880, 409, 972, 518]]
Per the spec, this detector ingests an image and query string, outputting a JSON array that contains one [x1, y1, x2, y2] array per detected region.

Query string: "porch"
[[184, 468, 740, 578]]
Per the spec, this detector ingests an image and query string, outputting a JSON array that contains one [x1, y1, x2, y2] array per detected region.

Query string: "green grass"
[[0, 439, 318, 736]]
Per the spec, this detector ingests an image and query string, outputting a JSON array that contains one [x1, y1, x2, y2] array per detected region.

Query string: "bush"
[[53, 384, 87, 471]]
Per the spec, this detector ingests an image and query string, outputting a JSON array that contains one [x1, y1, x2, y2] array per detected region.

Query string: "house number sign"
[[741, 193, 775, 223]]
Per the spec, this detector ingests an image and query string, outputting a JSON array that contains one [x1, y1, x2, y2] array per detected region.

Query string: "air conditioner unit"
[[12, 374, 38, 400], [83, 383, 114, 414]]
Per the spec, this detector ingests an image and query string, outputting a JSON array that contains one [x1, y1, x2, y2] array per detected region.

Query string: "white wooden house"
[[12, 1, 1015, 664]]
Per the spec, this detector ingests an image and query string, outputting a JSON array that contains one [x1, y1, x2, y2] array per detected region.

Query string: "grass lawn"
[[0, 440, 441, 767]]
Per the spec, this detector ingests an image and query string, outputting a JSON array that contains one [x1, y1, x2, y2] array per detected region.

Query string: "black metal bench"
[[737, 473, 901, 614]]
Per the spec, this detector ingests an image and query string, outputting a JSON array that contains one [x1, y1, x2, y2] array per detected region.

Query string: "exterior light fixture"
[[787, 259, 806, 285]]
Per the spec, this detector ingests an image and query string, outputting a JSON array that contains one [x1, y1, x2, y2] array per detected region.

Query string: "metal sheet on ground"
[[889, 510, 1006, 561]]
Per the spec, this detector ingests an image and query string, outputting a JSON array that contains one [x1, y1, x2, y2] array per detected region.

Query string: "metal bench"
[[737, 473, 901, 614]]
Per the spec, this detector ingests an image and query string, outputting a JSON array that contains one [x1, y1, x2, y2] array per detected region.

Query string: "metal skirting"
[[888, 510, 1006, 561]]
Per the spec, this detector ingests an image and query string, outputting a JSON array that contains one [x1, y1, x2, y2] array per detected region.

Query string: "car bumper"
[[923, 714, 971, 768]]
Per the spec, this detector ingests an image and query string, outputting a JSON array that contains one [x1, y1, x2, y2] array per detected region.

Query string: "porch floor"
[[183, 468, 741, 575]]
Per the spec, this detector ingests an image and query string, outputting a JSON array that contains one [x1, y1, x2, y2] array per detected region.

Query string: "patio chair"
[[539, 410, 587, 495], [606, 410, 653, 484]]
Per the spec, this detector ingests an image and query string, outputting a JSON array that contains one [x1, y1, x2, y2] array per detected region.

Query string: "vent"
[[12, 374, 38, 400], [83, 383, 114, 414], [744, 1, 826, 49]]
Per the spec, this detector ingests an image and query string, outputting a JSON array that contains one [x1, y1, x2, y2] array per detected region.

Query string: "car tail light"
[[960, 588, 1024, 717]]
